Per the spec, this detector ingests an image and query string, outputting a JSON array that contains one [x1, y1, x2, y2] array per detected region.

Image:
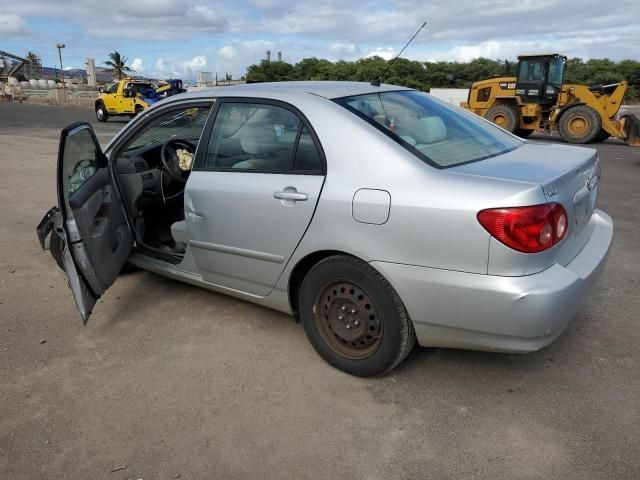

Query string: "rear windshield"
[[335, 90, 522, 168]]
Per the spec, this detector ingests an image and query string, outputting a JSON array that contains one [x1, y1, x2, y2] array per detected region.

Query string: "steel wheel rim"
[[492, 113, 508, 128], [314, 281, 383, 360], [568, 115, 588, 135], [97, 108, 104, 120]]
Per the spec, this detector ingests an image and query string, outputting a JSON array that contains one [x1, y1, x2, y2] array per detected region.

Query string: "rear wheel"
[[299, 255, 416, 377], [486, 104, 520, 133], [95, 103, 108, 122], [558, 105, 601, 144], [592, 129, 610, 143]]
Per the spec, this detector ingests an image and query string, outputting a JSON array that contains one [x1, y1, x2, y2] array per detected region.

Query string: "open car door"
[[37, 122, 133, 324]]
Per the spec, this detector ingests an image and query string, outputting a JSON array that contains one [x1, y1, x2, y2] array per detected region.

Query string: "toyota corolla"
[[37, 81, 613, 377]]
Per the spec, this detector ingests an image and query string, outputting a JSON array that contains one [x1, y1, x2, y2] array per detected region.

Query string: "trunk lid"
[[450, 141, 600, 266]]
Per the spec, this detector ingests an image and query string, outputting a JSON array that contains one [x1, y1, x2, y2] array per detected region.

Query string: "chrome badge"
[[586, 175, 599, 191]]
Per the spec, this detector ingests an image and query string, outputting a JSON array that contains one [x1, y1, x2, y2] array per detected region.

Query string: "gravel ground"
[[1, 102, 639, 480]]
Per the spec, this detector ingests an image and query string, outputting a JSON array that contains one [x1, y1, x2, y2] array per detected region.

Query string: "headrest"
[[240, 122, 280, 156], [411, 116, 447, 144]]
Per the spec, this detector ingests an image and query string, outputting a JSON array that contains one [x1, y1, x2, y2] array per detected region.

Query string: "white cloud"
[[120, 0, 183, 17], [186, 5, 228, 30], [215, 40, 275, 76], [154, 56, 207, 79], [130, 58, 144, 74], [365, 48, 395, 61], [4, 0, 640, 81], [0, 13, 28, 36], [328, 43, 361, 60]]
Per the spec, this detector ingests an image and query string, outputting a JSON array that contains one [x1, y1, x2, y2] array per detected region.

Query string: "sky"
[[1, 0, 639, 80]]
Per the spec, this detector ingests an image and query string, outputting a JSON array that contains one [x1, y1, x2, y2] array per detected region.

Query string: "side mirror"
[[123, 88, 130, 98]]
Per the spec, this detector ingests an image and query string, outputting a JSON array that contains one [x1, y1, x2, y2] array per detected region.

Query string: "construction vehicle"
[[0, 50, 41, 82], [95, 78, 186, 122], [461, 53, 640, 145]]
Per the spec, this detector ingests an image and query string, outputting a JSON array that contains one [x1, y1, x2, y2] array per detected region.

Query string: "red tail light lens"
[[477, 203, 568, 253]]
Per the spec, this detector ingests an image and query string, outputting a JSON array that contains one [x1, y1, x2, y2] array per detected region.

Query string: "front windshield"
[[335, 90, 523, 168], [548, 57, 565, 87]]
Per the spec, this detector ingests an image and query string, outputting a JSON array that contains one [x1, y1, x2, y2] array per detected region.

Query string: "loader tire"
[[559, 105, 601, 144], [486, 104, 520, 133], [592, 129, 610, 143]]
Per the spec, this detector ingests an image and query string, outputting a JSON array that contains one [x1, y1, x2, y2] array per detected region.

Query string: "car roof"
[[175, 81, 412, 101]]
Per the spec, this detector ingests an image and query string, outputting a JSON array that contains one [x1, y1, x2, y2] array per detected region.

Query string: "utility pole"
[[56, 43, 66, 102]]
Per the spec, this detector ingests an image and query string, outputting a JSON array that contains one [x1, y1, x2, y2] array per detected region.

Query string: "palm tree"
[[103, 51, 132, 80]]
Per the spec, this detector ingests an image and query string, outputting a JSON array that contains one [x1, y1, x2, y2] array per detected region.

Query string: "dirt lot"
[[1, 103, 639, 480]]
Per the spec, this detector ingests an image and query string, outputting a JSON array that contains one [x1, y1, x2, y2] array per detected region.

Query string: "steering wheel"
[[160, 139, 195, 183]]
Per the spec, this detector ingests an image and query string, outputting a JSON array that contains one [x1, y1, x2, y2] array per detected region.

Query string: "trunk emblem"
[[586, 175, 599, 191]]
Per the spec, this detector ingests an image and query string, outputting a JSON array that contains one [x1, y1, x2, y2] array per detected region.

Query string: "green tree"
[[243, 55, 640, 100], [103, 51, 132, 80]]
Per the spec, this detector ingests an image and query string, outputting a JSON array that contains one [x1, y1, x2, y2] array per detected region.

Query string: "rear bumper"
[[371, 210, 613, 353]]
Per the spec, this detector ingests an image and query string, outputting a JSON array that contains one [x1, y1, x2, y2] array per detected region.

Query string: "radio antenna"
[[371, 21, 427, 86]]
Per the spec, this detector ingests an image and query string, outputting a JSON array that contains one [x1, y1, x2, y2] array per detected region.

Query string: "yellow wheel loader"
[[461, 53, 640, 145]]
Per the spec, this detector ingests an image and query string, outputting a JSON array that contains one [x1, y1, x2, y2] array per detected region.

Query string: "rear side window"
[[203, 102, 323, 173], [294, 127, 322, 172], [335, 90, 522, 168]]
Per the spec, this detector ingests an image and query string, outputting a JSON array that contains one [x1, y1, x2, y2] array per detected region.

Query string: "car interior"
[[110, 102, 321, 261], [111, 105, 211, 259]]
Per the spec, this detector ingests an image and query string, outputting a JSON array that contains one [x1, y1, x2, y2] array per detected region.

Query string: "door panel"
[[55, 122, 133, 323], [185, 172, 323, 296], [68, 169, 132, 292]]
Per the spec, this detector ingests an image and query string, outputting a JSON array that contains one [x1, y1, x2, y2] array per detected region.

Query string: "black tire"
[[486, 103, 520, 133], [50, 230, 65, 271], [592, 129, 610, 143], [299, 255, 416, 377], [558, 105, 601, 144], [95, 103, 108, 122], [516, 128, 534, 138], [134, 105, 145, 116]]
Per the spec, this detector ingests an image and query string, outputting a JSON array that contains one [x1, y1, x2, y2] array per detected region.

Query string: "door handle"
[[273, 190, 308, 201]]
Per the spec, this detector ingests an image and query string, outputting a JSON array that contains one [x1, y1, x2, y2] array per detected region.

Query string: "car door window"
[[123, 105, 212, 152], [204, 103, 301, 171], [63, 127, 101, 195]]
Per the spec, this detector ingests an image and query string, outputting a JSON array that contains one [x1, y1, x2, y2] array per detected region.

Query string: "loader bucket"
[[622, 114, 640, 146]]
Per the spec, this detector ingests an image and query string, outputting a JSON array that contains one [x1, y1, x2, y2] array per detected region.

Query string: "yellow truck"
[[95, 78, 185, 122], [461, 53, 639, 145]]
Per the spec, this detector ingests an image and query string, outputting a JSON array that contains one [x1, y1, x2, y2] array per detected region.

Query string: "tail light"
[[477, 203, 568, 253]]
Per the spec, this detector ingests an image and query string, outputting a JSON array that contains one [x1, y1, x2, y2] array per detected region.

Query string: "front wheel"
[[299, 255, 416, 377], [95, 104, 108, 122], [558, 105, 601, 144]]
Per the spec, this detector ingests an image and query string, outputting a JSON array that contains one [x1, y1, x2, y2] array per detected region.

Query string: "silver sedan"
[[37, 81, 613, 376]]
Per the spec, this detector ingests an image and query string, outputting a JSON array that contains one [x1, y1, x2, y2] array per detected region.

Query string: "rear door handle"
[[273, 190, 308, 201]]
